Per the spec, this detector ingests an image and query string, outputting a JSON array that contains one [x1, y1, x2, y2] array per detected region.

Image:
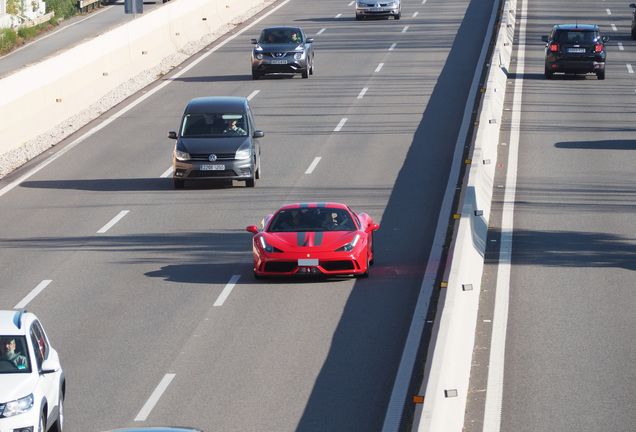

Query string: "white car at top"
[[0, 309, 65, 432], [355, 0, 401, 20]]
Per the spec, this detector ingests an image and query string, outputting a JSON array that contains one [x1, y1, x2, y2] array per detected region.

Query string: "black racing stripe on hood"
[[296, 231, 323, 246]]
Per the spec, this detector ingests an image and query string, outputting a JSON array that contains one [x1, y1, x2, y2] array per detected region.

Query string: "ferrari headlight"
[[258, 236, 274, 253], [235, 141, 252, 160], [1, 393, 34, 417], [336, 234, 360, 252], [175, 149, 190, 161]]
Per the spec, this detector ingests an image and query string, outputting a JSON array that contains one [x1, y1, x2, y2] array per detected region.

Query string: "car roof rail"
[[13, 309, 27, 329]]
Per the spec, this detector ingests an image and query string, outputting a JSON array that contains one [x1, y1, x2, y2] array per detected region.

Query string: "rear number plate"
[[201, 164, 224, 171], [298, 258, 319, 266], [567, 48, 586, 53], [271, 60, 287, 64]]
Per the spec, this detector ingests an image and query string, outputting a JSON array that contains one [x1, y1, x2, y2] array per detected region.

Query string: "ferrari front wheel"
[[356, 253, 370, 278]]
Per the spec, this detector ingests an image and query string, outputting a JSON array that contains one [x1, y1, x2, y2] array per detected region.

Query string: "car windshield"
[[268, 208, 357, 232], [0, 335, 31, 374], [180, 113, 248, 138], [259, 30, 302, 45], [558, 30, 597, 43]]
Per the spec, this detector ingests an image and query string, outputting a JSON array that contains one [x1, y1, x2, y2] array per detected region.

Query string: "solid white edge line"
[[305, 157, 322, 174], [97, 210, 130, 234], [213, 275, 241, 306], [382, 0, 500, 427], [0, 0, 293, 199], [14, 280, 52, 309], [482, 0, 527, 430], [134, 373, 176, 421]]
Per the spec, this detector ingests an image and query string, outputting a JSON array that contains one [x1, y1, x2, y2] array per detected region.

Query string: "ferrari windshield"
[[180, 113, 248, 138], [268, 208, 357, 232]]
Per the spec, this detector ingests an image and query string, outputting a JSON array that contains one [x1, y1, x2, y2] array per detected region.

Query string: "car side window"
[[30, 321, 49, 368]]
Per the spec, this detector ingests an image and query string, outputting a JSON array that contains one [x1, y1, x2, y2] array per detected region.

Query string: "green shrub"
[[17, 26, 37, 39], [0, 27, 18, 55], [45, 0, 79, 19]]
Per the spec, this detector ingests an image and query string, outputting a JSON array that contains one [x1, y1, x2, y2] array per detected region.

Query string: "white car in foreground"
[[0, 309, 65, 432]]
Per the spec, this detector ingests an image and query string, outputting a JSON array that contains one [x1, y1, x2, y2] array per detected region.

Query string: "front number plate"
[[298, 258, 319, 266], [270, 60, 288, 64], [201, 164, 224, 171]]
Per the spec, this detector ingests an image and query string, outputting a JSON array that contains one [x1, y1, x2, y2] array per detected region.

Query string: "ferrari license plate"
[[298, 258, 319, 266], [270, 60, 287, 64], [201, 164, 224, 171]]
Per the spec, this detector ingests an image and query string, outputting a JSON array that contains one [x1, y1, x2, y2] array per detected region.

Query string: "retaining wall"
[[0, 0, 266, 157]]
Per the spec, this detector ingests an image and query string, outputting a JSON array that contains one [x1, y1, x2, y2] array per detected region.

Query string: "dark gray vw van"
[[168, 97, 264, 188]]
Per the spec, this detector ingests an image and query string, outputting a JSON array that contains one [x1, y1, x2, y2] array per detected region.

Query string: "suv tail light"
[[550, 44, 558, 52], [595, 44, 603, 52]]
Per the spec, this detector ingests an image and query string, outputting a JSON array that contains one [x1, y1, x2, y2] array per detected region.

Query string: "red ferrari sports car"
[[246, 203, 379, 278]]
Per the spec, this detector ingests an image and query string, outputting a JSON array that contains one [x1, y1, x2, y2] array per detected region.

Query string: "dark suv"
[[541, 24, 608, 80]]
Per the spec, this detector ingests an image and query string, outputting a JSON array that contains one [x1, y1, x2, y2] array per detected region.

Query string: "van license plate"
[[201, 164, 224, 171]]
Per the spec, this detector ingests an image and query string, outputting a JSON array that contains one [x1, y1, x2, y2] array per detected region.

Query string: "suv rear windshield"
[[555, 30, 598, 43]]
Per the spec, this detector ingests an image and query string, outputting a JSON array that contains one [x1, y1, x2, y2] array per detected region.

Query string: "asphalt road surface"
[[0, 0, 498, 431]]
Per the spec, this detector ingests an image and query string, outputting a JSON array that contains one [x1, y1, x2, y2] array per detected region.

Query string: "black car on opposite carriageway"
[[541, 24, 608, 80]]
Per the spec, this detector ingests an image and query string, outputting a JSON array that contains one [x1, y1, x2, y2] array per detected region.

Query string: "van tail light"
[[550, 44, 558, 52], [595, 44, 603, 52]]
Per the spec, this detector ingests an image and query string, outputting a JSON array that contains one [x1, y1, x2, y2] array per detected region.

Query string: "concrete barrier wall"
[[0, 0, 266, 156], [413, 0, 517, 430]]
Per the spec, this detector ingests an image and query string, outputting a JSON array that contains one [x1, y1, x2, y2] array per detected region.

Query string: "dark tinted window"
[[557, 30, 598, 43], [268, 208, 356, 232], [30, 321, 49, 369]]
